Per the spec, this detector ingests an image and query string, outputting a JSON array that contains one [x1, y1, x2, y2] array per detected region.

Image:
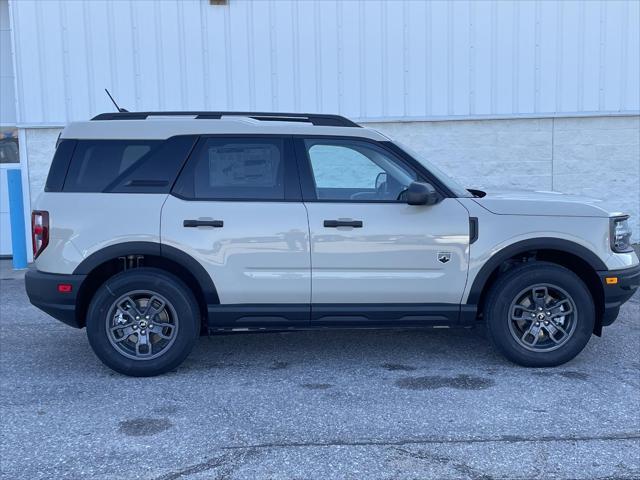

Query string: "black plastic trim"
[[207, 304, 310, 327], [311, 303, 461, 326], [597, 264, 640, 321], [124, 180, 169, 187], [324, 220, 363, 228], [600, 307, 620, 327], [469, 217, 479, 244], [459, 305, 479, 324], [73, 242, 161, 274], [72, 241, 220, 305], [183, 219, 224, 228], [466, 238, 608, 305], [25, 269, 86, 328], [160, 245, 220, 305], [206, 303, 465, 328]]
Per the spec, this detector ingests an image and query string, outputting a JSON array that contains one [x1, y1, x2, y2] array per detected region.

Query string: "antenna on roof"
[[104, 89, 129, 113]]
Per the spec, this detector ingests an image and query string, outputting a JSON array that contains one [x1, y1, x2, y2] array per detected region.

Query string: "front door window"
[[305, 140, 417, 201]]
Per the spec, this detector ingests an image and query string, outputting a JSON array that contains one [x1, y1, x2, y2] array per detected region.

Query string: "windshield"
[[394, 141, 474, 198]]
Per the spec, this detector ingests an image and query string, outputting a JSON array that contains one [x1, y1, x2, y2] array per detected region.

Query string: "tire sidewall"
[[486, 263, 595, 367], [86, 268, 199, 376]]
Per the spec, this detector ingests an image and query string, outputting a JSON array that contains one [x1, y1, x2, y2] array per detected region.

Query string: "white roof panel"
[[60, 117, 388, 141]]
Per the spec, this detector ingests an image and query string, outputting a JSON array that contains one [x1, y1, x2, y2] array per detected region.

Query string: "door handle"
[[183, 219, 224, 228], [323, 220, 363, 228]]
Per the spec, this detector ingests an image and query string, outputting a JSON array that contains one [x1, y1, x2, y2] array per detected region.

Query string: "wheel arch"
[[467, 238, 606, 334], [73, 242, 219, 329]]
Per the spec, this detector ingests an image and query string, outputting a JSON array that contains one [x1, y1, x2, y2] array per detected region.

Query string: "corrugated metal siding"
[[9, 0, 640, 126], [0, 0, 16, 125]]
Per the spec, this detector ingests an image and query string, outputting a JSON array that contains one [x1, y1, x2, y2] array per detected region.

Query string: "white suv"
[[25, 112, 639, 376]]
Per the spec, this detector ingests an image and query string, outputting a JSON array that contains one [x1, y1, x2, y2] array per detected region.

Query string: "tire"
[[86, 268, 200, 377], [484, 261, 595, 367]]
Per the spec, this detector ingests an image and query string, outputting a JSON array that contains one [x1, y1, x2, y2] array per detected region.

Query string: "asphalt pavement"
[[1, 265, 639, 479]]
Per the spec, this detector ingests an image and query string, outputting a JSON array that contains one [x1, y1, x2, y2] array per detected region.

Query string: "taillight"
[[31, 210, 49, 259]]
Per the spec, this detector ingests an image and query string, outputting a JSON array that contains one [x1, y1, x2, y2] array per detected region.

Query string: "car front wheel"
[[485, 262, 595, 367]]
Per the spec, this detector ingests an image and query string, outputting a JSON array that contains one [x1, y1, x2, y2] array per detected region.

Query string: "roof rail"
[[90, 111, 360, 127]]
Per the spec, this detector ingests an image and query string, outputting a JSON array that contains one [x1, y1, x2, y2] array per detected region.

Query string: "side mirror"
[[375, 172, 388, 190], [405, 181, 439, 206]]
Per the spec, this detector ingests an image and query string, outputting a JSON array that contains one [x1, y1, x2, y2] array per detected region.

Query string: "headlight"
[[610, 215, 633, 253]]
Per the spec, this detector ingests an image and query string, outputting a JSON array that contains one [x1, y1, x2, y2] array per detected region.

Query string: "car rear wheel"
[[485, 262, 595, 367], [86, 268, 200, 376]]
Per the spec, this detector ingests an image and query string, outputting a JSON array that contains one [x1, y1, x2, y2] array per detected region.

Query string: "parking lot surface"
[[1, 270, 639, 479]]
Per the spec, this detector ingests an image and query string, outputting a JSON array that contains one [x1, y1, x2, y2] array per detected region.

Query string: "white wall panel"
[[0, 0, 16, 125], [8, 0, 640, 126]]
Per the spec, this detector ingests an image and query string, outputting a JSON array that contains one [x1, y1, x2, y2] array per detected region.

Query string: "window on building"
[[0, 129, 19, 164]]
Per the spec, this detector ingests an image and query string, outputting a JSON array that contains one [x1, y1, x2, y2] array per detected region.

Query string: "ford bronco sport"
[[25, 112, 639, 376]]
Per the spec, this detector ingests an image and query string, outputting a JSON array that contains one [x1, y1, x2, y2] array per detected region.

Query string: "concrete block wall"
[[552, 117, 640, 233], [23, 115, 639, 239], [365, 118, 554, 192], [24, 128, 62, 199], [365, 115, 640, 238]]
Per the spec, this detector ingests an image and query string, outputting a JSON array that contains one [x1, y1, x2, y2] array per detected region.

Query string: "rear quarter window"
[[62, 140, 160, 192], [45, 139, 76, 192]]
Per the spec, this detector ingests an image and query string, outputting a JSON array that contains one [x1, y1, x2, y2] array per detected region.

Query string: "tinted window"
[[45, 139, 76, 192], [305, 139, 417, 201], [63, 140, 160, 192], [107, 135, 198, 193], [173, 138, 285, 200]]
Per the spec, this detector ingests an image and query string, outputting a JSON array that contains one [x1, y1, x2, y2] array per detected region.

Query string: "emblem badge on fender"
[[437, 252, 451, 264]]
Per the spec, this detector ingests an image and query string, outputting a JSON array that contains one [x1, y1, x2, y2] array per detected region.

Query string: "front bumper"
[[597, 264, 640, 327], [25, 269, 86, 328]]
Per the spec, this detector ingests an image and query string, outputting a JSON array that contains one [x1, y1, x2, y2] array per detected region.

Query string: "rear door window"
[[63, 140, 160, 192], [172, 137, 287, 200]]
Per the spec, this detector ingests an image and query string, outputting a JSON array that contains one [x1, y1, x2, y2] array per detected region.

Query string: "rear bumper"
[[25, 269, 86, 328], [598, 264, 640, 327]]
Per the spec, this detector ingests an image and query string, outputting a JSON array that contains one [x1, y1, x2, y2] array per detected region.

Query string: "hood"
[[472, 190, 620, 217]]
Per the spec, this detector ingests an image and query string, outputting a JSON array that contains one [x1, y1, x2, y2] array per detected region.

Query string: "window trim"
[[292, 136, 453, 203], [170, 135, 302, 202]]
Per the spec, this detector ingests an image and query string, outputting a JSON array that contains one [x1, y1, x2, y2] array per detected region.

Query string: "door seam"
[[158, 193, 171, 254], [302, 201, 313, 308]]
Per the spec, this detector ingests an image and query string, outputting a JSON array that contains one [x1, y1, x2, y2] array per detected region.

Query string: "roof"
[[61, 112, 389, 141]]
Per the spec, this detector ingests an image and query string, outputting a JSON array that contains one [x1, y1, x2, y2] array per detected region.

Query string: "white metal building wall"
[[0, 0, 15, 125], [8, 0, 640, 127]]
